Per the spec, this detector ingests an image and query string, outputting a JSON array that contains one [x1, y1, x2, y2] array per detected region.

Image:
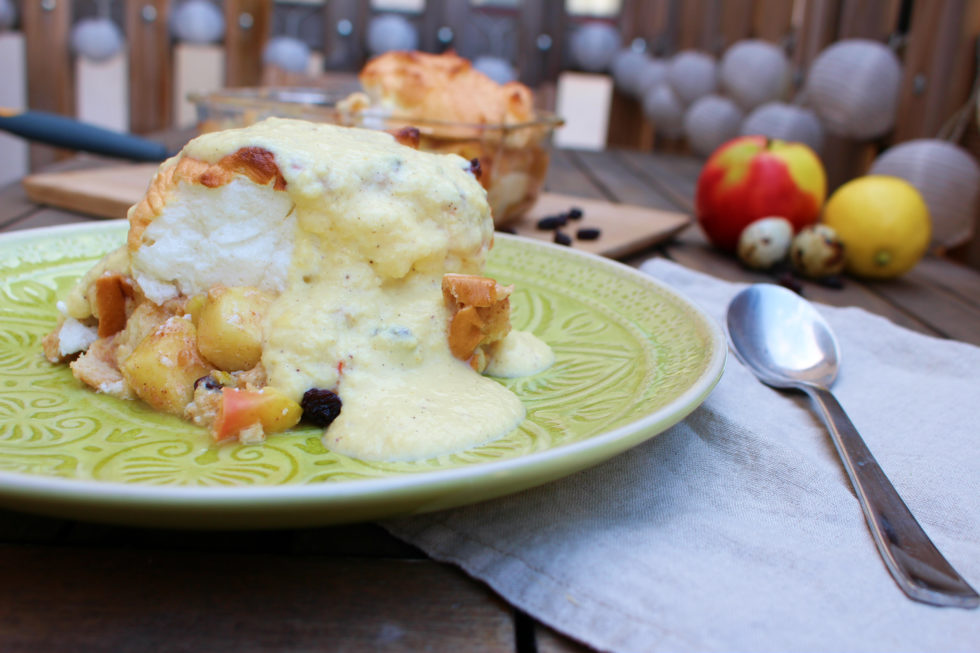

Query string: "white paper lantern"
[[684, 95, 744, 157], [366, 13, 419, 56], [667, 50, 717, 106], [70, 17, 124, 62], [632, 58, 668, 99], [870, 139, 980, 247], [740, 102, 825, 153], [171, 0, 225, 45], [642, 83, 684, 137], [569, 22, 621, 73], [611, 49, 649, 95], [805, 39, 902, 140], [0, 0, 16, 31], [473, 56, 517, 84], [263, 36, 311, 73], [720, 39, 790, 110]]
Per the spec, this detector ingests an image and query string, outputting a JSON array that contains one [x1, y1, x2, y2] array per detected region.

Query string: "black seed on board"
[[553, 231, 572, 246], [536, 215, 567, 230], [576, 227, 601, 240]]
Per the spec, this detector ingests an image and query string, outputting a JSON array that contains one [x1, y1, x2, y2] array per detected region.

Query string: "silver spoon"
[[727, 283, 979, 609]]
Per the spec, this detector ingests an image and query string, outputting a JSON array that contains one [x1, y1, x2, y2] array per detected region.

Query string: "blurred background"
[[1, 0, 978, 261]]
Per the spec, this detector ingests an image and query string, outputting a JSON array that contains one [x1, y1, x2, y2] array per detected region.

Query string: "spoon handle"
[[803, 386, 979, 608]]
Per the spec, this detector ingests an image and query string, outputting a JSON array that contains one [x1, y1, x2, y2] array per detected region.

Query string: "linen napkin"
[[384, 259, 980, 652]]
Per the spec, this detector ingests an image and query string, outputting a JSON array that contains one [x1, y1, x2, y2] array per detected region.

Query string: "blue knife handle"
[[0, 110, 172, 161]]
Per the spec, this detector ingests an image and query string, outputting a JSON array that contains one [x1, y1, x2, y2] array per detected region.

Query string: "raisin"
[[194, 375, 222, 391], [567, 207, 584, 220], [553, 231, 572, 246], [301, 388, 343, 427], [468, 158, 482, 180], [576, 227, 601, 240], [536, 215, 567, 230]]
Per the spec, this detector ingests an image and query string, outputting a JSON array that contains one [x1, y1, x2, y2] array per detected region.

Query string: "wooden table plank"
[[565, 149, 694, 213], [1, 206, 97, 232], [909, 258, 980, 310], [0, 547, 518, 652], [543, 149, 608, 199]]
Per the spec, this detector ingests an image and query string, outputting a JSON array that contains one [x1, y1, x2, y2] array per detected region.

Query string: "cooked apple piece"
[[196, 286, 272, 371], [212, 387, 302, 442], [120, 316, 212, 415]]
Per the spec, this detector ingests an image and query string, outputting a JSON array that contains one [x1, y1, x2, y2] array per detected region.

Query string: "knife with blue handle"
[[0, 108, 174, 161]]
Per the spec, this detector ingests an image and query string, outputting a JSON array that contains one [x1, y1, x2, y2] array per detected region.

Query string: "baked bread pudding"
[[43, 118, 553, 461], [338, 51, 556, 226]]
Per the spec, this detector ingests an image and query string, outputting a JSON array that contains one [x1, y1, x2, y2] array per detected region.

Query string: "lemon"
[[822, 175, 931, 279]]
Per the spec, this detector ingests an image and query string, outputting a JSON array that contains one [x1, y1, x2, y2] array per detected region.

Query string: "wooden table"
[[1, 147, 978, 652]]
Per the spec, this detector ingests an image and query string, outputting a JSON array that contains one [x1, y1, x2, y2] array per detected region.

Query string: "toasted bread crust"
[[442, 273, 512, 366], [93, 274, 133, 338]]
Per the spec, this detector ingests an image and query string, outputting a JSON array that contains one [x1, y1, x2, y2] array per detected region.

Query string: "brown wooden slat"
[[866, 276, 980, 346], [567, 150, 689, 212], [614, 149, 699, 214], [893, 0, 980, 143], [224, 0, 272, 88], [751, 0, 794, 44], [0, 176, 37, 229], [1, 207, 97, 233], [0, 547, 517, 652], [22, 0, 74, 171], [662, 226, 945, 337], [717, 0, 754, 51], [907, 258, 980, 311], [125, 0, 173, 134], [543, 148, 608, 199], [536, 622, 593, 653], [792, 0, 842, 74], [836, 0, 902, 39]]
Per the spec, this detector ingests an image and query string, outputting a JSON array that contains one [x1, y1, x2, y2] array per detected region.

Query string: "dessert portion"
[[338, 51, 555, 226], [44, 118, 553, 462]]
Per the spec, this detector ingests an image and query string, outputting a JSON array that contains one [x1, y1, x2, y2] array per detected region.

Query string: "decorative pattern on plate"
[[0, 223, 716, 487]]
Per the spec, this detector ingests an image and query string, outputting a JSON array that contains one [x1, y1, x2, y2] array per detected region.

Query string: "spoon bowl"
[[727, 284, 839, 389], [727, 284, 978, 609]]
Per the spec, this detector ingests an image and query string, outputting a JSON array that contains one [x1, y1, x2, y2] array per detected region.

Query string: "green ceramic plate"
[[0, 222, 725, 529]]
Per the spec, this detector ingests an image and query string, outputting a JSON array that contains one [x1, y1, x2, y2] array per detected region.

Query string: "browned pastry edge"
[[127, 147, 287, 251]]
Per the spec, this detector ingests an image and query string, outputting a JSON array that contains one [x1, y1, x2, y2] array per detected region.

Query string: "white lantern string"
[[870, 139, 980, 249], [171, 0, 225, 45], [263, 5, 313, 74], [804, 39, 902, 140], [683, 94, 743, 157], [366, 14, 419, 56], [719, 40, 790, 111], [70, 0, 124, 63], [0, 0, 16, 31], [667, 51, 717, 106], [569, 22, 620, 73], [642, 83, 684, 138]]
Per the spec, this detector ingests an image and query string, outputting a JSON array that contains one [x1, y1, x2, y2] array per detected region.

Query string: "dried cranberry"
[[301, 388, 343, 427]]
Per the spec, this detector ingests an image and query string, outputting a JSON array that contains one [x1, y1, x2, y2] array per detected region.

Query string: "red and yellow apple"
[[695, 136, 827, 252]]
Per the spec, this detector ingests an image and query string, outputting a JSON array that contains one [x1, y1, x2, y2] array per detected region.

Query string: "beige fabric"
[[385, 259, 980, 652]]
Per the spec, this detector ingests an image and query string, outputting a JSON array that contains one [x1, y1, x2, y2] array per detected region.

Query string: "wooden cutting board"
[[22, 164, 691, 259]]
